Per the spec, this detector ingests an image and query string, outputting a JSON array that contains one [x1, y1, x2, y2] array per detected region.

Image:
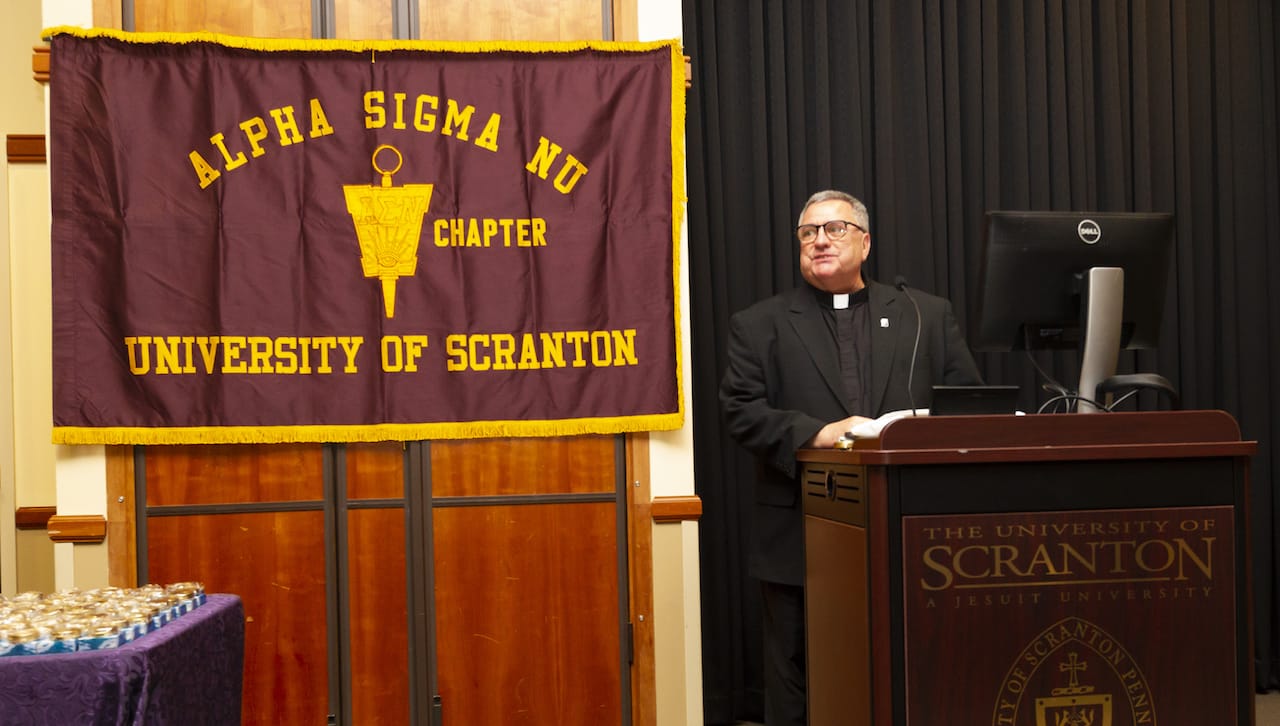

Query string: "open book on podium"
[[840, 384, 1021, 442]]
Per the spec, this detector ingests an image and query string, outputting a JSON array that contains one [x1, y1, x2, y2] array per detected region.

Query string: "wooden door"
[[426, 436, 627, 724], [138, 435, 630, 725], [141, 442, 415, 725], [142, 444, 334, 726], [344, 442, 411, 725]]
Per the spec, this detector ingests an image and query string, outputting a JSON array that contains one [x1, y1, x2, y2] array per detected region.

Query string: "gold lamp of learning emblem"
[[343, 144, 433, 318]]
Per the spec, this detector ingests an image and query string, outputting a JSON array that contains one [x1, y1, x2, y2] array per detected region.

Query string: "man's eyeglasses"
[[796, 220, 866, 244]]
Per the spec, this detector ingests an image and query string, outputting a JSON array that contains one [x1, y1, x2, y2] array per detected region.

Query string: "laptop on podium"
[[929, 385, 1020, 416]]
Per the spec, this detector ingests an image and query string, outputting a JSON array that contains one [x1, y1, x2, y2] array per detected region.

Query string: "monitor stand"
[[1076, 266, 1124, 412]]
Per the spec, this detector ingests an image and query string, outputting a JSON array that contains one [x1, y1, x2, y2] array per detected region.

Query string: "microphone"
[[895, 275, 923, 415]]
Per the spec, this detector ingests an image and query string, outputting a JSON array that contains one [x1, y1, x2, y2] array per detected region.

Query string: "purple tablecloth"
[[0, 593, 244, 725]]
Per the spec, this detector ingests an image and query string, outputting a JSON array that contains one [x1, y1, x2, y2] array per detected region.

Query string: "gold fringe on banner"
[[668, 42, 689, 429], [53, 412, 683, 446], [42, 26, 681, 57]]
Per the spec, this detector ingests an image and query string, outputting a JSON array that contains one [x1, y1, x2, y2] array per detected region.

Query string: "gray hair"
[[798, 190, 870, 232]]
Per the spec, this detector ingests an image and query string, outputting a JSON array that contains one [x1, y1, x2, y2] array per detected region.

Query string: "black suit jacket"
[[720, 279, 982, 585]]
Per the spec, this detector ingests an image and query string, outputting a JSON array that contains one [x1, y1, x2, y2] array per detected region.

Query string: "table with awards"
[[0, 584, 245, 725]]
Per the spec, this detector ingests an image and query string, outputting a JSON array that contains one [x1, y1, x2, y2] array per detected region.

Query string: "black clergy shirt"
[[823, 286, 871, 416]]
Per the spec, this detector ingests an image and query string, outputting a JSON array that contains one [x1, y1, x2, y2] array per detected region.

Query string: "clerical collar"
[[830, 287, 869, 310]]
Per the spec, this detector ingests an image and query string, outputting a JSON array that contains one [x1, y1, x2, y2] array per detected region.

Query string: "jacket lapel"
[[868, 281, 904, 414], [787, 287, 849, 414]]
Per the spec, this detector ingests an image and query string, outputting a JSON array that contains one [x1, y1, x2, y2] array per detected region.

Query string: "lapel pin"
[[880, 318, 889, 328]]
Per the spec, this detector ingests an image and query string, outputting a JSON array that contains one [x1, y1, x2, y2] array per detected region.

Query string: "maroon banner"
[[902, 506, 1236, 726], [48, 29, 684, 444]]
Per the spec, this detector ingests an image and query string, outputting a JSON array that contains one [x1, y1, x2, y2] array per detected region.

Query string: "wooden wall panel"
[[610, 0, 638, 42], [144, 444, 324, 506], [430, 436, 615, 496], [421, 0, 604, 41], [346, 441, 404, 500], [147, 510, 330, 726], [334, 0, 394, 40], [347, 507, 410, 725], [93, 0, 123, 29], [133, 0, 313, 37], [433, 502, 622, 725]]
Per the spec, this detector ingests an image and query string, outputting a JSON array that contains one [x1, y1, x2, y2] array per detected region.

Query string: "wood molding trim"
[[47, 514, 108, 544], [7, 134, 46, 164], [33, 45, 49, 84], [650, 495, 702, 523], [625, 432, 656, 726], [15, 505, 56, 530]]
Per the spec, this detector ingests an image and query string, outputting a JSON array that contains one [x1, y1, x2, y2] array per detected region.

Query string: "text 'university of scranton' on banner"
[[46, 28, 686, 445]]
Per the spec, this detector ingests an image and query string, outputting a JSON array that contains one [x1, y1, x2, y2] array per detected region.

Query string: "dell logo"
[[1077, 219, 1102, 244]]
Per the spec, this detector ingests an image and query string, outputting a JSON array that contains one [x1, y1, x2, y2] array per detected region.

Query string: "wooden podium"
[[799, 410, 1256, 726]]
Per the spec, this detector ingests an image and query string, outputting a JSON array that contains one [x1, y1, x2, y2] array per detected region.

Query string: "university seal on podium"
[[343, 144, 433, 318], [1033, 652, 1113, 726], [992, 617, 1155, 726]]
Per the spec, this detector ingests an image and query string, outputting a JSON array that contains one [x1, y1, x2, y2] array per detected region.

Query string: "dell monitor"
[[971, 211, 1175, 411]]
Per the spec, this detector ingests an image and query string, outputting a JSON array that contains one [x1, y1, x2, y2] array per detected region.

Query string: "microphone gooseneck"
[[895, 276, 923, 415]]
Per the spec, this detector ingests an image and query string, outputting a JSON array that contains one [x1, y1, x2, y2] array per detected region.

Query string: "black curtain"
[[683, 2, 1280, 723]]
